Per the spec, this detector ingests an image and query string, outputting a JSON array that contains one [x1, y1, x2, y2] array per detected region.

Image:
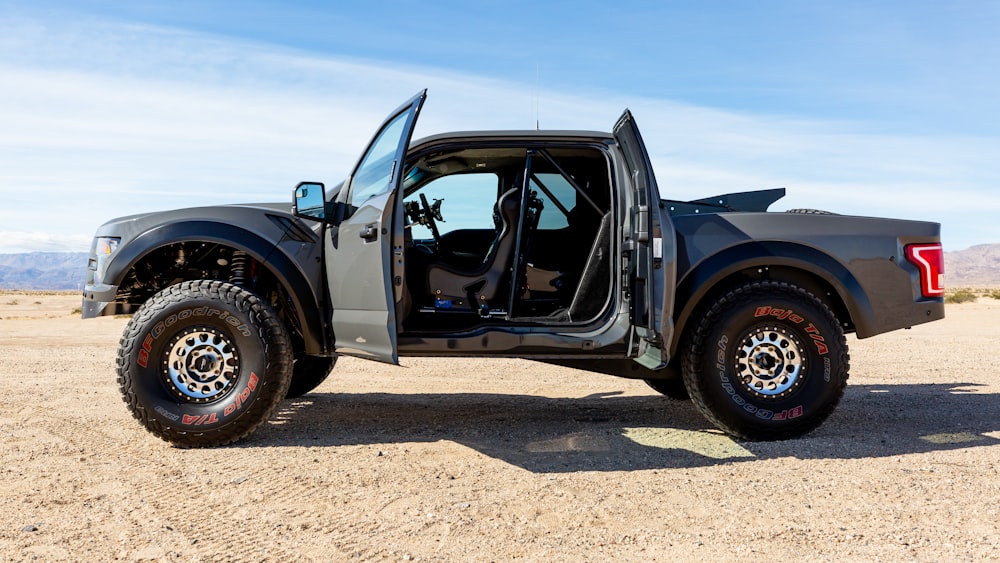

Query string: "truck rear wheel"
[[682, 281, 849, 440], [116, 280, 293, 447]]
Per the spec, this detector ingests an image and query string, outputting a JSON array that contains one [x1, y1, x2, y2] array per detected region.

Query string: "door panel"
[[612, 110, 677, 367], [327, 90, 426, 363]]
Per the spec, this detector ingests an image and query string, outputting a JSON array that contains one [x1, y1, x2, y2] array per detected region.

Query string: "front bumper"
[[81, 283, 119, 318]]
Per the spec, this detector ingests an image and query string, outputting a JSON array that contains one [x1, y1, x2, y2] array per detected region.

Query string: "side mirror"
[[293, 181, 327, 221]]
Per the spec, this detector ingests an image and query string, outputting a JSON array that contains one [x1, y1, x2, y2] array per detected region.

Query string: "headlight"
[[91, 237, 120, 285]]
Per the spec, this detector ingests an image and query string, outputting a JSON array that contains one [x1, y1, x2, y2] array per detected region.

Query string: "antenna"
[[534, 63, 540, 130]]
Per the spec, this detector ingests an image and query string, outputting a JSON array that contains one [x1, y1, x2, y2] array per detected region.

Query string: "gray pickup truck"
[[83, 90, 945, 447]]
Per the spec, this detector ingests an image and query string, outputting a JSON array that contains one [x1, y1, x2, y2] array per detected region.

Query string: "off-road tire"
[[286, 355, 338, 398], [682, 281, 849, 440], [116, 280, 293, 447]]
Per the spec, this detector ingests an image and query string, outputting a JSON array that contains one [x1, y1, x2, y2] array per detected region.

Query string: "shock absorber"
[[229, 251, 248, 287]]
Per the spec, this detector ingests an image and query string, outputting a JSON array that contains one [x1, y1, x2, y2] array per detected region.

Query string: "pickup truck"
[[82, 90, 946, 447]]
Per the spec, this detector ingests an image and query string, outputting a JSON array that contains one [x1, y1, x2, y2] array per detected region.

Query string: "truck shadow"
[[251, 383, 1000, 472]]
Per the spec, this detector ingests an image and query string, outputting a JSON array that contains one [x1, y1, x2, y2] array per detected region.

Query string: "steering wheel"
[[419, 193, 443, 241]]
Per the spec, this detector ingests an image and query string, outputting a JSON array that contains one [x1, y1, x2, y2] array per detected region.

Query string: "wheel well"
[[113, 241, 307, 353], [673, 265, 856, 356]]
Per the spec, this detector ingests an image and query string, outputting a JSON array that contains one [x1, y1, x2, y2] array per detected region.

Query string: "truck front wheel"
[[116, 280, 293, 447], [682, 281, 849, 440]]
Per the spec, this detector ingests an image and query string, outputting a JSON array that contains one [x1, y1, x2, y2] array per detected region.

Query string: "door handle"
[[359, 223, 379, 241]]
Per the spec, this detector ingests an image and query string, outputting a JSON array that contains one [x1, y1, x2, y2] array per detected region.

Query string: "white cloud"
[[0, 231, 92, 253], [0, 16, 997, 253]]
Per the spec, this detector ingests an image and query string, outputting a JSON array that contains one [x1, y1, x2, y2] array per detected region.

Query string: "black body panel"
[[82, 204, 328, 355], [669, 211, 944, 347]]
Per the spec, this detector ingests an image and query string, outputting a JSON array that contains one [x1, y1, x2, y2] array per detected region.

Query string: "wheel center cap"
[[755, 352, 777, 371], [193, 354, 216, 373]]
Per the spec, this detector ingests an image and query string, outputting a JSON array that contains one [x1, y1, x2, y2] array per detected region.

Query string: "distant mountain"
[[0, 252, 88, 290], [0, 243, 997, 291], [944, 243, 1000, 287]]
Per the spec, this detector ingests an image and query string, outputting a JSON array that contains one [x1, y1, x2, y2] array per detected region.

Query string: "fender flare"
[[105, 220, 327, 355], [670, 240, 877, 358]]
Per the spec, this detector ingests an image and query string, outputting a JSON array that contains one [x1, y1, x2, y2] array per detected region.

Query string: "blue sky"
[[0, 0, 997, 252]]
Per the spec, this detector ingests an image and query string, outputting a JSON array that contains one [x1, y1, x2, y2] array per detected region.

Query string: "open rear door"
[[326, 90, 426, 363], [613, 110, 677, 368]]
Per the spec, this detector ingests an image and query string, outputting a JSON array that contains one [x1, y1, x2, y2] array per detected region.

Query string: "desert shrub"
[[5, 299, 18, 305], [70, 307, 82, 316], [990, 291, 1000, 300], [945, 289, 978, 304]]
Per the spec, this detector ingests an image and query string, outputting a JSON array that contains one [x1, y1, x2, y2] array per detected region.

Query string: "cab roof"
[[410, 129, 614, 150]]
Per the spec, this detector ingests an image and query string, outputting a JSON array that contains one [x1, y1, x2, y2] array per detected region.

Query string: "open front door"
[[613, 110, 677, 369], [326, 90, 426, 363]]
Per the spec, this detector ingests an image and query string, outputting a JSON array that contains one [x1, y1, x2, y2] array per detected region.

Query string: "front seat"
[[427, 186, 523, 312]]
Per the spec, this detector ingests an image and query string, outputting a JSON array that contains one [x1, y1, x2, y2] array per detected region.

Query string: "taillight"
[[905, 243, 945, 298]]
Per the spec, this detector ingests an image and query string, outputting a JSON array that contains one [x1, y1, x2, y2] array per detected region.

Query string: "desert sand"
[[1, 292, 998, 561]]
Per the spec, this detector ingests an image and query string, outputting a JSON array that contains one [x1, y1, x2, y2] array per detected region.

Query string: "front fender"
[[85, 220, 327, 355]]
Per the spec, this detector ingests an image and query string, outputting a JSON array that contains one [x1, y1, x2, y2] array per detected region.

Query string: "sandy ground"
[[1, 291, 998, 561]]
